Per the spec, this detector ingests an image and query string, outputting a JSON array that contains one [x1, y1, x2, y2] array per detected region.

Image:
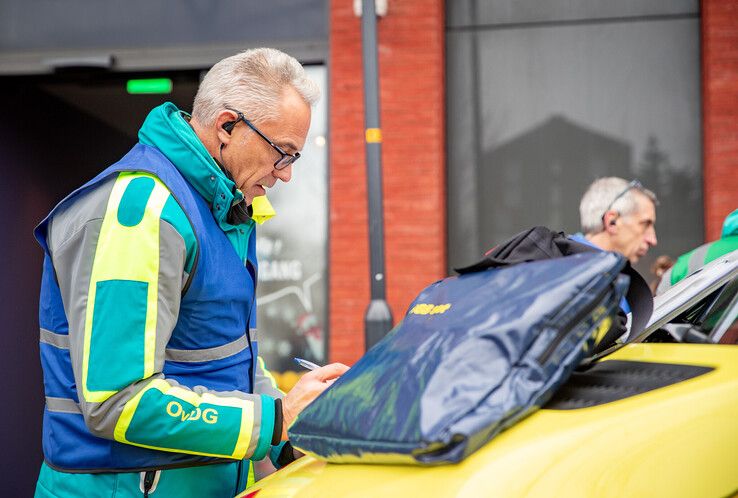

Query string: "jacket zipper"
[[536, 279, 613, 364], [141, 470, 159, 497]]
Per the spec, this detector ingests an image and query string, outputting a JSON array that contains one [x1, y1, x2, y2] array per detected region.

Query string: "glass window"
[[255, 65, 329, 376], [714, 299, 738, 344], [694, 277, 738, 344], [448, 0, 698, 28], [446, 7, 703, 279], [651, 276, 738, 344]]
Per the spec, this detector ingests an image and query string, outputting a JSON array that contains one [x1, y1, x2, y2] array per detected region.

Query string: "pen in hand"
[[294, 357, 321, 371]]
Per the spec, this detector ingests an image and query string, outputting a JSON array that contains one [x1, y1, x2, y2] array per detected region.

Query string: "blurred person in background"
[[649, 255, 675, 295], [656, 208, 738, 295], [33, 48, 348, 498]]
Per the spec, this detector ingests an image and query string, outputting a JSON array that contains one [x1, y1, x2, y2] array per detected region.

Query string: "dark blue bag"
[[289, 252, 629, 464]]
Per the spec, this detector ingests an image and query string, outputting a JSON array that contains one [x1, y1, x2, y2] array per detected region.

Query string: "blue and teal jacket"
[[568, 233, 631, 314], [34, 103, 284, 474]]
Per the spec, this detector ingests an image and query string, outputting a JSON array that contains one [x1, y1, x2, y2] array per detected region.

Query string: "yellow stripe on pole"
[[365, 128, 382, 143]]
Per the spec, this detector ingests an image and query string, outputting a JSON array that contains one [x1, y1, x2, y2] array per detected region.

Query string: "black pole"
[[361, 0, 393, 350]]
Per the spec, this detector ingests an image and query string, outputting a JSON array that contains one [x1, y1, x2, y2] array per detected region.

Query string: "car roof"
[[634, 248, 738, 342], [587, 249, 738, 362]]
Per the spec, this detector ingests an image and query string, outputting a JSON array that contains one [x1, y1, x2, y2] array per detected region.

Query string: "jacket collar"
[[138, 102, 250, 229]]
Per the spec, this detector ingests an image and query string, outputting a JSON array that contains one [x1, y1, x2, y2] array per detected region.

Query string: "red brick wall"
[[702, 0, 738, 240], [328, 0, 446, 364]]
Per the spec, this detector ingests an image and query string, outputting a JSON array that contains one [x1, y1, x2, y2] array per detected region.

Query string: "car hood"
[[241, 343, 738, 498]]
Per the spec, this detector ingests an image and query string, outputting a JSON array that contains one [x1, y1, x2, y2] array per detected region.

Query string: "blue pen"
[[294, 357, 321, 371]]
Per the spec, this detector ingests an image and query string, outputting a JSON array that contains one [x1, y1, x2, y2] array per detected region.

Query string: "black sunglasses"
[[601, 179, 644, 225], [223, 107, 300, 170]]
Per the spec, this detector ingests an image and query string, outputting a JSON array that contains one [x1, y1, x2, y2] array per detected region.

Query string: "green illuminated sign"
[[127, 78, 173, 94]]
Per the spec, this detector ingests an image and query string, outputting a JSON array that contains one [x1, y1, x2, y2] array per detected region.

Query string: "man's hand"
[[281, 362, 349, 440]]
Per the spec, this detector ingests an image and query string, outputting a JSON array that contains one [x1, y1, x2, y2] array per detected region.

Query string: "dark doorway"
[[0, 70, 199, 494]]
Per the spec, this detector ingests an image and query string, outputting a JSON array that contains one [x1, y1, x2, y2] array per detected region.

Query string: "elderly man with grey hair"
[[572, 177, 658, 265], [33, 48, 348, 497], [568, 177, 657, 323]]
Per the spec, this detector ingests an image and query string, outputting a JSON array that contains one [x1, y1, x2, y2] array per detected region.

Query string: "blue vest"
[[35, 143, 259, 472]]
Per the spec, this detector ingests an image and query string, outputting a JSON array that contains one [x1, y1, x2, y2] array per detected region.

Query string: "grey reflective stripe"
[[47, 175, 115, 254], [46, 397, 81, 414], [40, 328, 70, 349], [250, 328, 258, 342], [687, 243, 712, 275], [165, 334, 250, 363]]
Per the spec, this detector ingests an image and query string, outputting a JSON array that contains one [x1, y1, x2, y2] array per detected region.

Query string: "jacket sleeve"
[[48, 171, 279, 461], [252, 358, 303, 468], [253, 356, 285, 400]]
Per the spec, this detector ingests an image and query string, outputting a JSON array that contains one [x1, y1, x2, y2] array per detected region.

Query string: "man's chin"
[[245, 186, 266, 202], [243, 189, 262, 206]]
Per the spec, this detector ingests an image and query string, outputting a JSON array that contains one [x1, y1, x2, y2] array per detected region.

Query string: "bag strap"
[[455, 227, 566, 273], [620, 263, 653, 339], [454, 226, 653, 357]]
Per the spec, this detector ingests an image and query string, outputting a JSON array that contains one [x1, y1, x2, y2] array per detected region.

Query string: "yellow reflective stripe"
[[258, 356, 284, 394], [114, 379, 255, 459], [201, 391, 254, 459], [246, 461, 256, 489], [114, 378, 164, 442], [82, 172, 169, 402]]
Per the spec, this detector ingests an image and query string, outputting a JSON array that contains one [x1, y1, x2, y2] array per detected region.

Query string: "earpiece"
[[222, 120, 237, 134]]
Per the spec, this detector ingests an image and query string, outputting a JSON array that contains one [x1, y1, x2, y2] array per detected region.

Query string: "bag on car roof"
[[457, 226, 653, 353], [289, 250, 633, 465]]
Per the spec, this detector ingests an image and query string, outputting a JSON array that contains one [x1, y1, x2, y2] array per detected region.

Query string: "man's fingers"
[[310, 362, 349, 382]]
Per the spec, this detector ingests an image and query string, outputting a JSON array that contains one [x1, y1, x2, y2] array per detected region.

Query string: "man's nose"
[[646, 228, 657, 247], [273, 164, 292, 183]]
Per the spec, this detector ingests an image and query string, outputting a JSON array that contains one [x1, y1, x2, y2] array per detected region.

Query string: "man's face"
[[224, 86, 311, 205], [611, 194, 658, 263]]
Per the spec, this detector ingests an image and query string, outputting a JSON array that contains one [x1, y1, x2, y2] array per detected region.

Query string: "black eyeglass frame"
[[600, 179, 644, 226], [223, 107, 300, 170]]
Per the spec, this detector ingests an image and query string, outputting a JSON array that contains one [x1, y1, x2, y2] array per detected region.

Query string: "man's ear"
[[215, 110, 238, 146], [603, 211, 619, 233]]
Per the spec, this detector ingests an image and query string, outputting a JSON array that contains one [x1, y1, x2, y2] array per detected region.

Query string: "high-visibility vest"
[[34, 143, 260, 472], [658, 235, 738, 294]]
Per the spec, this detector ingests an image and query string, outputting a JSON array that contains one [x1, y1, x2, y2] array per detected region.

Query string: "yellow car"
[[240, 252, 738, 498]]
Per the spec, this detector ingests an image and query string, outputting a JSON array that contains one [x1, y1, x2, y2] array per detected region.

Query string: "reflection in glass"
[[255, 66, 328, 379], [447, 13, 702, 278]]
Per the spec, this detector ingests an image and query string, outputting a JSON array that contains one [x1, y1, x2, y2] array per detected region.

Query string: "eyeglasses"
[[223, 107, 300, 170], [601, 179, 644, 225]]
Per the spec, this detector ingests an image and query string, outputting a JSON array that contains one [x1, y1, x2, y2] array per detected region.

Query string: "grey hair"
[[579, 177, 658, 234], [192, 48, 320, 126]]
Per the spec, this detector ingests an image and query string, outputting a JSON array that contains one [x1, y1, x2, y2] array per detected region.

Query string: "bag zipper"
[[536, 280, 613, 364]]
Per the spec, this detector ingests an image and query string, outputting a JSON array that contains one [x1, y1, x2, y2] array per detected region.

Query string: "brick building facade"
[[702, 0, 738, 239], [329, 0, 446, 363], [327, 0, 738, 364]]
